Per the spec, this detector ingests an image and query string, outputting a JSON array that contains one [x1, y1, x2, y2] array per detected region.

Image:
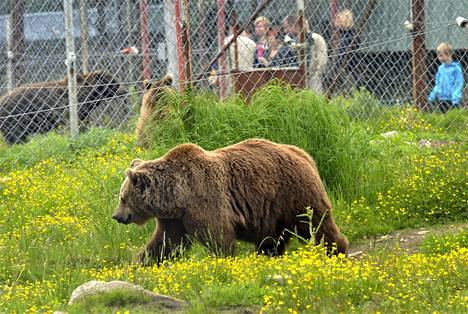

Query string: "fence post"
[[164, 0, 179, 86], [217, 0, 227, 99], [63, 0, 79, 140], [411, 0, 428, 110], [139, 0, 151, 81], [297, 0, 307, 85], [175, 0, 186, 92], [5, 16, 13, 92], [182, 0, 193, 89], [9, 0, 25, 88], [79, 0, 89, 73]]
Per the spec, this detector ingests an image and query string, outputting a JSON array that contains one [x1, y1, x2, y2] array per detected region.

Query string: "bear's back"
[[212, 139, 328, 240]]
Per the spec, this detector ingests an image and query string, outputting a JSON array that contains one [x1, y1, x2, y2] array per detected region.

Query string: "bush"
[[144, 83, 370, 198]]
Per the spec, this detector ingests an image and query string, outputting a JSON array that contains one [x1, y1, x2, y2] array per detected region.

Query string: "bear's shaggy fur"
[[0, 71, 125, 144], [112, 139, 348, 264], [135, 75, 175, 146]]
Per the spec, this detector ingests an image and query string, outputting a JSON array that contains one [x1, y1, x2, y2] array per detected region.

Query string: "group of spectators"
[[212, 9, 464, 110], [212, 9, 359, 94]]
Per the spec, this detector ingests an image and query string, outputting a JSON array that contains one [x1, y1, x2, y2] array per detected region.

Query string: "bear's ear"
[[126, 168, 149, 190], [130, 158, 144, 168], [162, 75, 173, 86], [143, 80, 152, 91], [76, 73, 87, 83]]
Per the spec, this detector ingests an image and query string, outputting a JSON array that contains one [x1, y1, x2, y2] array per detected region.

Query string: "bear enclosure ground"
[[0, 87, 467, 313]]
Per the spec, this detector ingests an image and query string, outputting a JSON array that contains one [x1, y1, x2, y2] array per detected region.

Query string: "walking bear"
[[112, 139, 348, 265], [0, 71, 125, 144]]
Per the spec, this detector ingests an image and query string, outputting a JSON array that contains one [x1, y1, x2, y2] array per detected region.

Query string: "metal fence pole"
[[139, 0, 151, 81], [9, 0, 25, 88], [64, 0, 79, 139], [297, 0, 307, 85], [5, 15, 13, 92], [217, 0, 227, 99], [175, 0, 186, 92], [182, 0, 193, 89], [79, 0, 89, 73], [411, 0, 428, 110], [164, 0, 179, 85]]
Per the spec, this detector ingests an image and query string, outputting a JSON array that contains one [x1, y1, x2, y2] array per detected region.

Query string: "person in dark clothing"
[[330, 9, 362, 93], [258, 37, 298, 68]]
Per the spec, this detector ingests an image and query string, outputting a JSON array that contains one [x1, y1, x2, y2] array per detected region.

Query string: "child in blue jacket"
[[428, 42, 464, 112]]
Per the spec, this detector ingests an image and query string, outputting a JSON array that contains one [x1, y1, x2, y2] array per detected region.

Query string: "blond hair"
[[254, 16, 270, 28], [436, 42, 452, 56], [336, 9, 354, 29]]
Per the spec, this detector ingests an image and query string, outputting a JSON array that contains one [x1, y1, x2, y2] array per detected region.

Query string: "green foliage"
[[0, 128, 133, 173], [421, 231, 468, 255], [0, 84, 466, 313], [145, 83, 371, 198]]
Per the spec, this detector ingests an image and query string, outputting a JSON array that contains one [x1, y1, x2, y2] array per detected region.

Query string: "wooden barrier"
[[231, 67, 306, 101]]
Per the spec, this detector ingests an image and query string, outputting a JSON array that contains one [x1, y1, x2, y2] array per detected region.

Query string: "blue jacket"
[[428, 61, 464, 105]]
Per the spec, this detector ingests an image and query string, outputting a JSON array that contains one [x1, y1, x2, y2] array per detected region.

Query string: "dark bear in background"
[[112, 139, 349, 265], [0, 71, 126, 144]]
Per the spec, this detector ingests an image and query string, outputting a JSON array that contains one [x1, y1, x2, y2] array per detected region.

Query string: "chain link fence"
[[0, 0, 466, 151]]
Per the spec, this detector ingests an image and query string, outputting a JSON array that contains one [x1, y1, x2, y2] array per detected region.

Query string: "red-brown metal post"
[[139, 0, 151, 81], [175, 0, 186, 92], [232, 10, 239, 71], [297, 1, 307, 84], [183, 0, 193, 88], [411, 0, 428, 109], [329, 0, 339, 64], [217, 0, 227, 98]]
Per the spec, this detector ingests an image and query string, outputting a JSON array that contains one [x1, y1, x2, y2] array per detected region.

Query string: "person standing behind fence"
[[253, 16, 270, 68], [331, 9, 361, 93], [428, 43, 464, 112], [282, 15, 328, 93], [225, 29, 256, 71], [257, 36, 298, 68]]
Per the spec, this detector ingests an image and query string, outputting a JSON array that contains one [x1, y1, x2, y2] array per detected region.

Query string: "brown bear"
[[112, 139, 348, 264], [0, 70, 126, 144], [135, 75, 175, 146]]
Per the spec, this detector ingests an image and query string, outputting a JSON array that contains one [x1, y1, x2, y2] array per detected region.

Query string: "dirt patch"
[[349, 223, 467, 258]]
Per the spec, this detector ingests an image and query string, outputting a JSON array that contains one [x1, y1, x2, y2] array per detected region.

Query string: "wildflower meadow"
[[0, 86, 466, 313]]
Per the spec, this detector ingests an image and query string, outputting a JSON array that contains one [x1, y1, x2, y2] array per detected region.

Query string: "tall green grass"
[[144, 83, 371, 199]]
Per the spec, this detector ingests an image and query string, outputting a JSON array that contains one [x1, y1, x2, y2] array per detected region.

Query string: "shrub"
[[144, 83, 370, 197]]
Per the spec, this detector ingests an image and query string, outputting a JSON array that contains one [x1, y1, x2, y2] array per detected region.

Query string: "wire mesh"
[[0, 0, 466, 159]]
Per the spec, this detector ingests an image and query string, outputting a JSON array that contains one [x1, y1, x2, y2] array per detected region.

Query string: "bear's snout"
[[112, 212, 132, 224]]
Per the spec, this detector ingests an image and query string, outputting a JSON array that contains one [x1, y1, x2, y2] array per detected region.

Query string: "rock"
[[418, 139, 456, 148], [418, 139, 432, 148], [417, 230, 429, 235], [68, 280, 185, 309], [381, 131, 398, 139], [266, 274, 290, 285], [349, 250, 364, 258]]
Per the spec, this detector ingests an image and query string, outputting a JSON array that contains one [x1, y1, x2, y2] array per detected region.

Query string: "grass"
[[0, 86, 466, 313]]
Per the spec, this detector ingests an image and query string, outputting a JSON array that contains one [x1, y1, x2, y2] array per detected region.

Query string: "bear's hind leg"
[[138, 218, 189, 265]]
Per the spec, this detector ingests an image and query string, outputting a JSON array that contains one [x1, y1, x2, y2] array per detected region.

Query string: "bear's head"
[[76, 70, 127, 112], [142, 75, 174, 109], [112, 155, 193, 226]]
